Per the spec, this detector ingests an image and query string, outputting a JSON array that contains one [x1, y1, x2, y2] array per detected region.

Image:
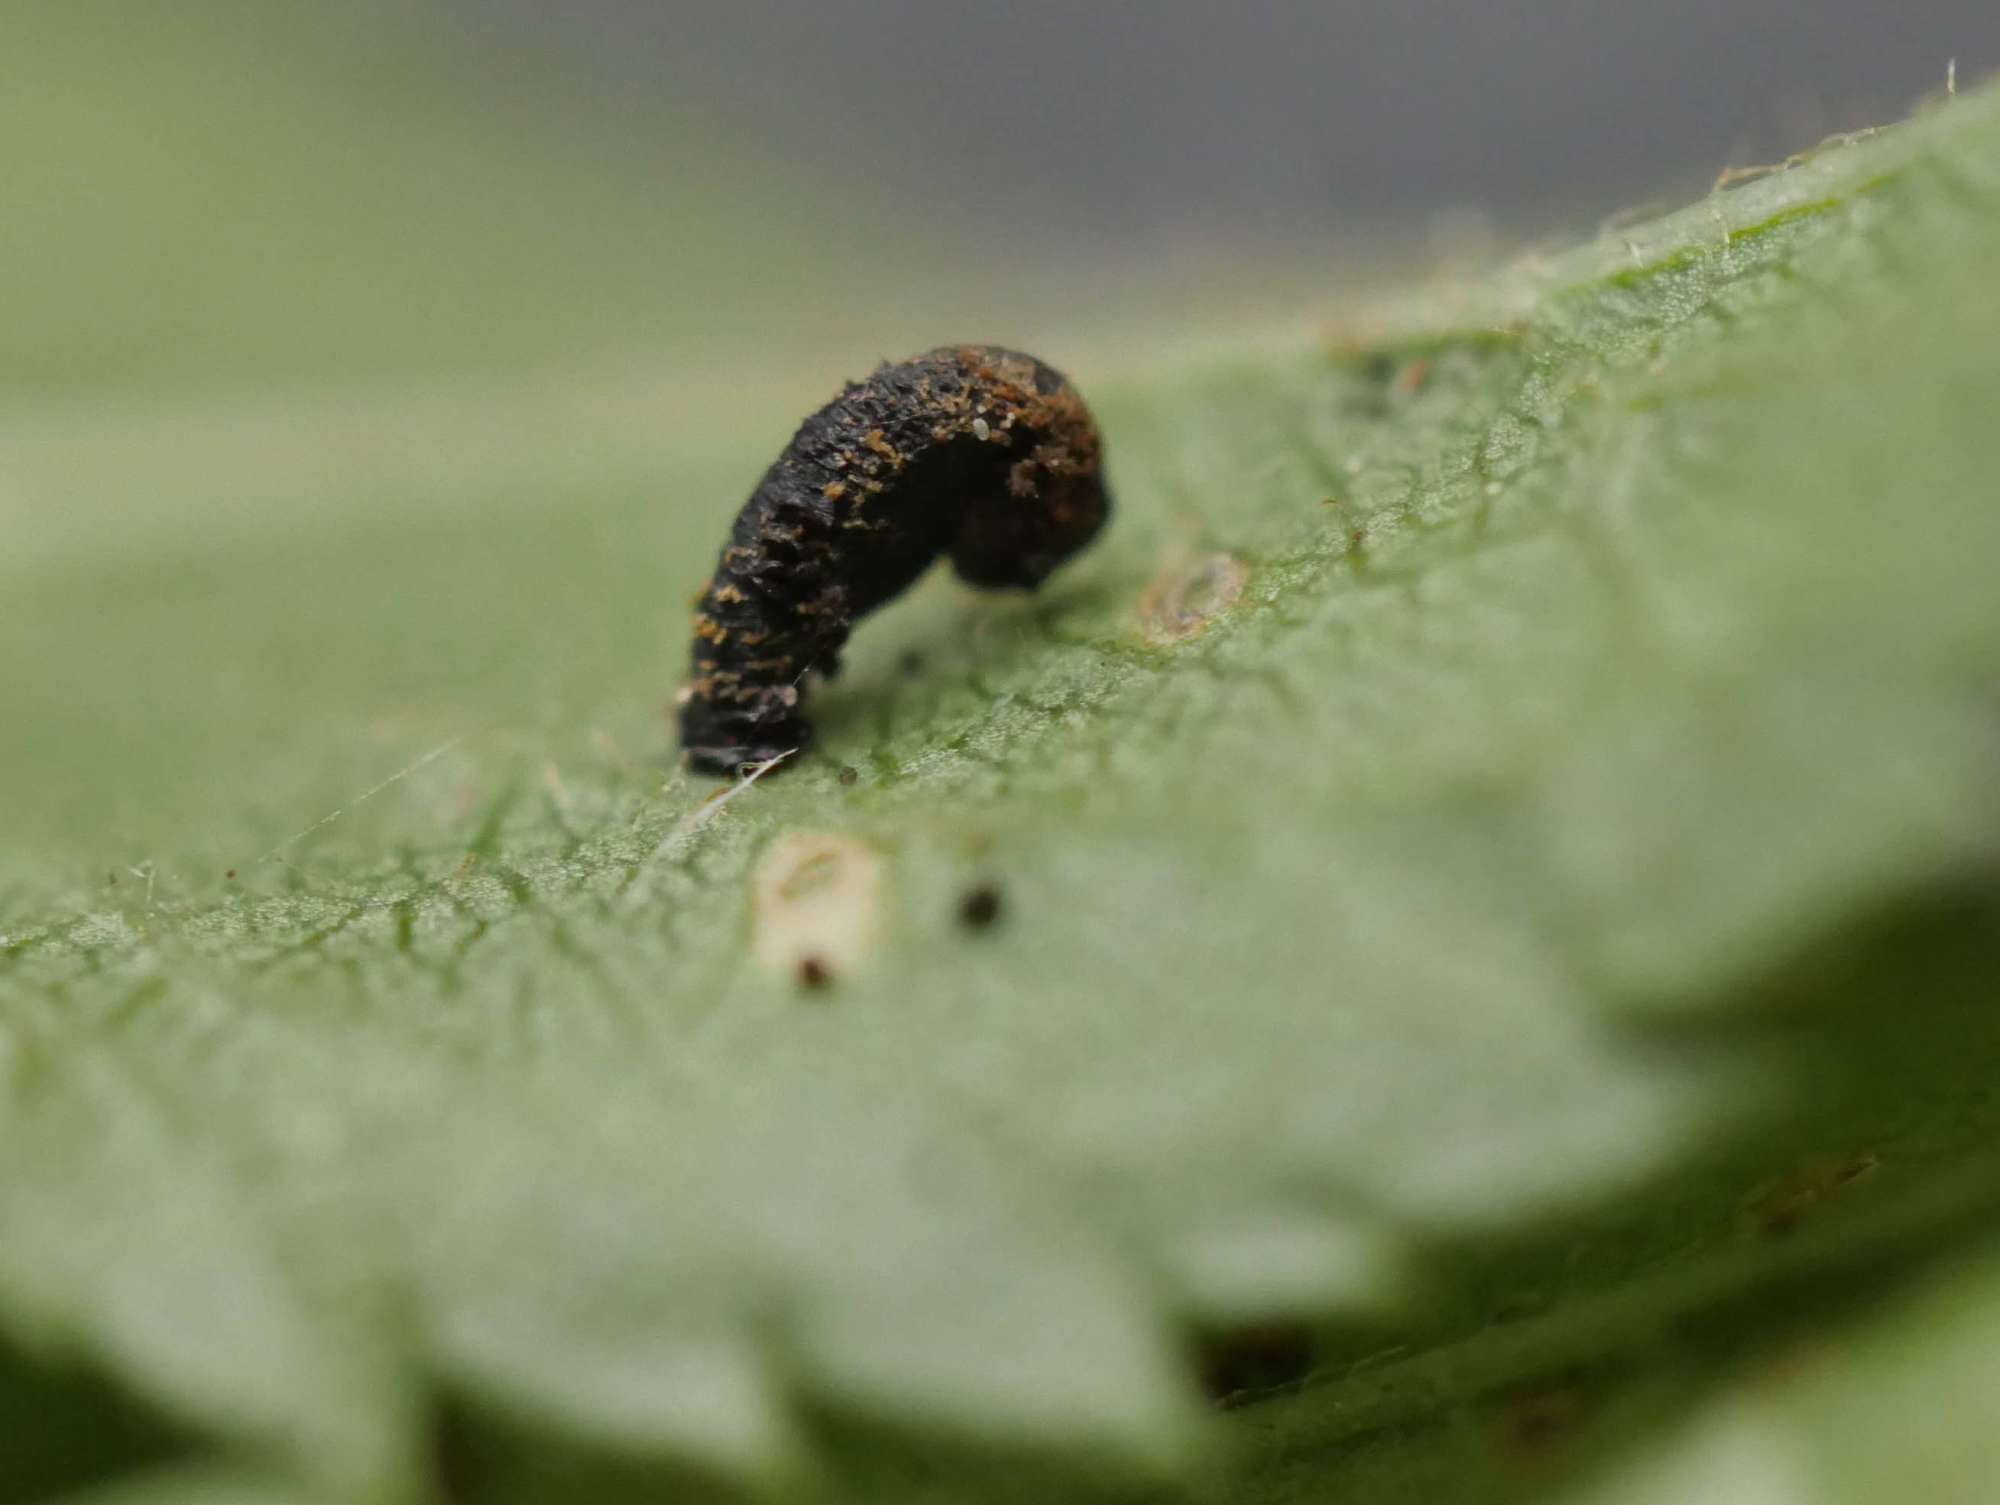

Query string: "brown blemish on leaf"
[[1195, 1320, 1317, 1408], [1747, 1335, 1846, 1396], [1743, 1153, 1880, 1238], [1139, 551, 1248, 644], [1492, 1378, 1591, 1468], [751, 831, 886, 985]]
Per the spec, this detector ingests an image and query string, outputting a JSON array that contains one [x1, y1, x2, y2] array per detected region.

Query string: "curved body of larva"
[[679, 345, 1110, 775]]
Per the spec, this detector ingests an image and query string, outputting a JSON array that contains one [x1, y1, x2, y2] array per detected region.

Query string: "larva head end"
[[951, 466, 1111, 590]]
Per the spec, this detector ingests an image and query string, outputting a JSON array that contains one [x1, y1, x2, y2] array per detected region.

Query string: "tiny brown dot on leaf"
[[798, 956, 832, 989], [1494, 1380, 1591, 1467], [1743, 1152, 1880, 1238]]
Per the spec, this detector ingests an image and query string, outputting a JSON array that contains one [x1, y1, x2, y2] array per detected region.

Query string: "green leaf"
[[1566, 1235, 2000, 1505], [7, 22, 2000, 1503]]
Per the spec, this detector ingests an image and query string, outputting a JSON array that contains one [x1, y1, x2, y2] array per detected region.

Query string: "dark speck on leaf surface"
[[1196, 1321, 1317, 1407], [958, 883, 1004, 929]]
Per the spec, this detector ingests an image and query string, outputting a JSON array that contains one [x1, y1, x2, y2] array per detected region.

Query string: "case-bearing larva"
[[680, 345, 1110, 775]]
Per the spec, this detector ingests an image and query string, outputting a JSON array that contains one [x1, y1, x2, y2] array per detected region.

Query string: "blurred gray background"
[[11, 3, 1994, 400], [474, 1, 1993, 235]]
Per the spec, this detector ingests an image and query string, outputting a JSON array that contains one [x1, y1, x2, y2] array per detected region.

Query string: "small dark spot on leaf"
[[430, 1404, 481, 1505], [798, 956, 833, 990], [837, 765, 860, 786], [1748, 1336, 1843, 1396], [225, 869, 237, 880], [897, 649, 926, 676], [1195, 1321, 1317, 1407], [1494, 1378, 1591, 1465], [958, 883, 1004, 930]]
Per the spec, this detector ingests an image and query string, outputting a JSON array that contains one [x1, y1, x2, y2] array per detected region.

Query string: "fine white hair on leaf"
[[620, 749, 797, 912], [257, 735, 465, 871], [671, 750, 794, 842]]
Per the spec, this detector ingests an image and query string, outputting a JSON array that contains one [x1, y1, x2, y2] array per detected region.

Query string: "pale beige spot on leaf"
[[751, 831, 886, 983], [1139, 551, 1248, 645]]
